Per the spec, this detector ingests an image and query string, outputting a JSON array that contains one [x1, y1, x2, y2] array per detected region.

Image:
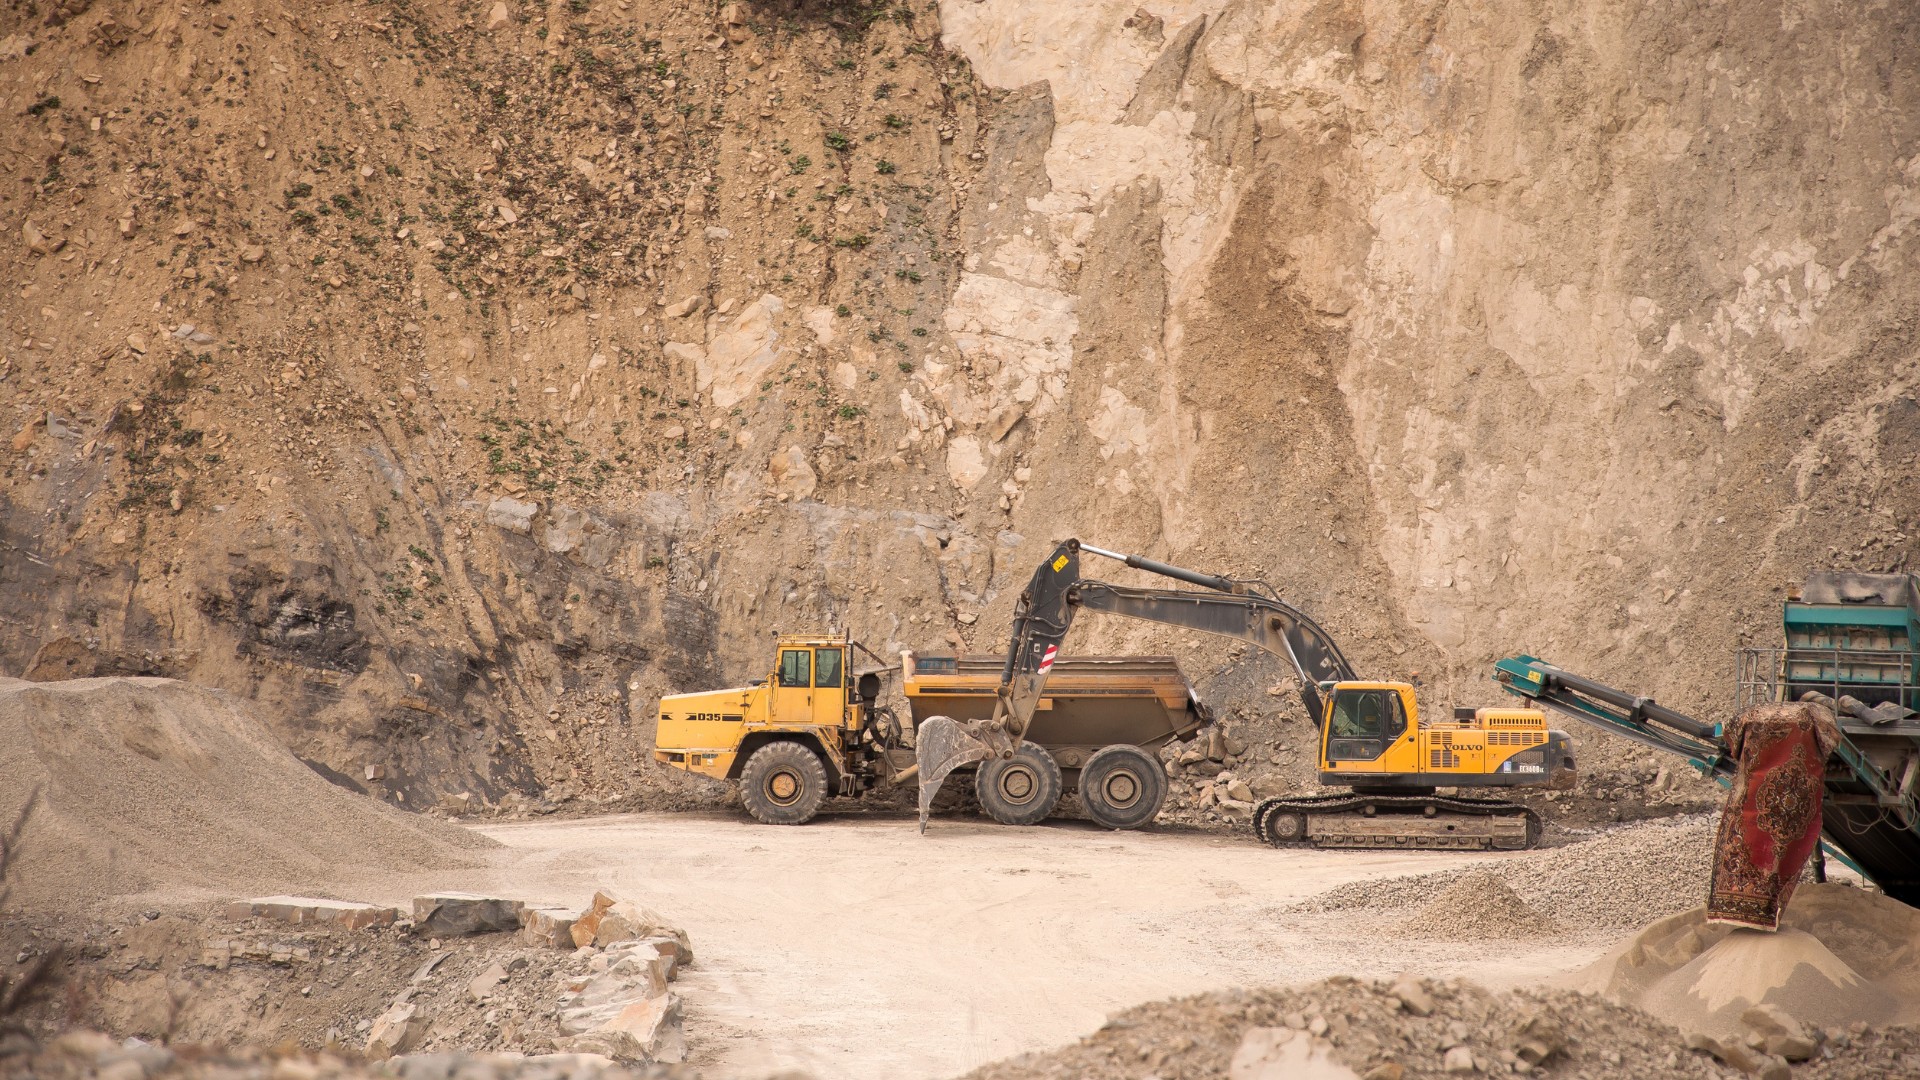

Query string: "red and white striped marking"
[[1037, 644, 1058, 674]]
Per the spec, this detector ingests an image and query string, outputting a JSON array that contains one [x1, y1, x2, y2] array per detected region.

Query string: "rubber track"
[[1251, 793, 1542, 850]]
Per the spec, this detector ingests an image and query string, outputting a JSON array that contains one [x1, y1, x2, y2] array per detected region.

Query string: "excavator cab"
[[1324, 685, 1409, 761]]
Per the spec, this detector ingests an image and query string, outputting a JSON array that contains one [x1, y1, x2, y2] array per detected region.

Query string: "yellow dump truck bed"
[[902, 653, 1209, 772]]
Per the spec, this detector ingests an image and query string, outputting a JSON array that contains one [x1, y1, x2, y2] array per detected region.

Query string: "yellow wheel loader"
[[915, 539, 1577, 848], [653, 635, 907, 825]]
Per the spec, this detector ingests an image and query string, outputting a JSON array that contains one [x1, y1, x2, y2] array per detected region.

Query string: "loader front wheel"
[[739, 742, 829, 825], [1078, 744, 1168, 830], [976, 743, 1063, 826]]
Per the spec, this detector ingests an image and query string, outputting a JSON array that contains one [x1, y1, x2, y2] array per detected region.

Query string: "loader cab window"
[[779, 649, 811, 688], [814, 648, 843, 689], [1327, 689, 1405, 761]]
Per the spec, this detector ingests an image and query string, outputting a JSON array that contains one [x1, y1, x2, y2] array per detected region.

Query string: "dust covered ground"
[[0, 810, 1745, 1079]]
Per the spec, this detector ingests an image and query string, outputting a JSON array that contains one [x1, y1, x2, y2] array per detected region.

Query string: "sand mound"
[[1398, 870, 1560, 940], [0, 677, 494, 910], [1566, 883, 1920, 1039]]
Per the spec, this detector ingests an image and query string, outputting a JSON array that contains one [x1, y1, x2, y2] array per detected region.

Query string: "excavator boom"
[[980, 541, 1354, 744]]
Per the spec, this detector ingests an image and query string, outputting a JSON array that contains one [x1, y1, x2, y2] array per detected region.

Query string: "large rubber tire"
[[1078, 744, 1168, 830], [739, 741, 830, 825], [976, 743, 1064, 826]]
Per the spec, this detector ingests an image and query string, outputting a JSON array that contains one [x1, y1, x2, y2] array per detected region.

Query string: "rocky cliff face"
[[3, 0, 1916, 807]]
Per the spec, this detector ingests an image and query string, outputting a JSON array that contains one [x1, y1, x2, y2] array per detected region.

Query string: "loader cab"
[[772, 636, 852, 730], [1322, 683, 1412, 763]]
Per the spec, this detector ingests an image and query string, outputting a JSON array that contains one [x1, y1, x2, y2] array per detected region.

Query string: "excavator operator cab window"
[[814, 648, 843, 689], [779, 649, 811, 688], [1327, 689, 1405, 761]]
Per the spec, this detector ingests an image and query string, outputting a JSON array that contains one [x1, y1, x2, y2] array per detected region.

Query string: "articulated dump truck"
[[652, 635, 1210, 827]]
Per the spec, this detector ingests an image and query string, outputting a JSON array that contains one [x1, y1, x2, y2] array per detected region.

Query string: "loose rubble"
[[959, 976, 1920, 1080], [3, 891, 691, 1067]]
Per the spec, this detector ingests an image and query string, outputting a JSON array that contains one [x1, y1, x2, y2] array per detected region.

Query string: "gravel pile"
[[958, 975, 1920, 1080], [1295, 815, 1717, 936], [0, 677, 493, 910], [1397, 871, 1561, 941]]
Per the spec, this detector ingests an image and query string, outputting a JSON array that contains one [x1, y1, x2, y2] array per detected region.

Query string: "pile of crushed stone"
[[1397, 871, 1561, 941], [1294, 815, 1716, 936], [1567, 883, 1920, 1042], [0, 677, 493, 910], [958, 975, 1920, 1080]]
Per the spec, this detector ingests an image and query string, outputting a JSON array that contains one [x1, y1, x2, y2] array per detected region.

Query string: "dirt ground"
[[295, 811, 1622, 1079]]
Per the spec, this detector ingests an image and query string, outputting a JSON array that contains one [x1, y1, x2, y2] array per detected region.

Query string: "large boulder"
[[412, 893, 524, 937]]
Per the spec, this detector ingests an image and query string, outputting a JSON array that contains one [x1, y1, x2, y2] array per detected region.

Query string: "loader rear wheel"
[[1078, 744, 1168, 830], [739, 742, 829, 825], [976, 743, 1063, 826]]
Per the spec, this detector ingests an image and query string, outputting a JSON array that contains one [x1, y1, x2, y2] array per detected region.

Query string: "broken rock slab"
[[563, 992, 684, 1064], [468, 962, 509, 1001], [412, 893, 524, 937], [485, 496, 539, 534], [519, 905, 579, 949], [225, 896, 399, 931], [570, 893, 693, 965], [558, 941, 684, 1063]]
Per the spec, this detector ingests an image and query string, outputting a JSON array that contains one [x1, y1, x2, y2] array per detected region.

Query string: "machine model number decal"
[[1513, 763, 1544, 773], [684, 712, 741, 723]]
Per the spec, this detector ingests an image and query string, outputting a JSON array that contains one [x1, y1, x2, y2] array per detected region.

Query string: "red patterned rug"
[[1707, 701, 1840, 929]]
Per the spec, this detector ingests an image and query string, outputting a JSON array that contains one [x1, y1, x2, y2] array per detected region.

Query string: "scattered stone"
[[366, 1000, 426, 1060], [1509, 1010, 1564, 1066], [468, 962, 508, 1001], [1390, 975, 1434, 1017], [664, 294, 704, 319], [486, 496, 539, 534], [1441, 1045, 1475, 1073], [410, 952, 450, 983], [240, 244, 266, 263], [411, 893, 524, 937], [545, 504, 590, 554], [125, 332, 148, 354], [1227, 1027, 1357, 1080], [767, 445, 817, 501], [1360, 1064, 1404, 1080], [1227, 779, 1254, 802], [486, 2, 511, 31]]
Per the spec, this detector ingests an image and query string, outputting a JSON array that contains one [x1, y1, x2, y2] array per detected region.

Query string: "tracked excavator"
[[916, 539, 1576, 849]]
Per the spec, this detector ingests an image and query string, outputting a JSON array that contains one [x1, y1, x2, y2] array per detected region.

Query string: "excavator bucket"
[[914, 716, 993, 832]]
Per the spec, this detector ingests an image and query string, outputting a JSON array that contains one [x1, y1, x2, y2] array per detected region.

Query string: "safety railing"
[[1737, 647, 1920, 712]]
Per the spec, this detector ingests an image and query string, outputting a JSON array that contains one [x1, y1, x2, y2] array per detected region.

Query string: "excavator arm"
[[915, 538, 1355, 829]]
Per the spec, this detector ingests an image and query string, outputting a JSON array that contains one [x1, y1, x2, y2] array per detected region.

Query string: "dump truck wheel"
[[976, 743, 1063, 826], [739, 741, 829, 825], [1078, 744, 1167, 830]]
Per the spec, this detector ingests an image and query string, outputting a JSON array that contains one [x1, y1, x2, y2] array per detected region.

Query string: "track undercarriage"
[[1252, 792, 1542, 851]]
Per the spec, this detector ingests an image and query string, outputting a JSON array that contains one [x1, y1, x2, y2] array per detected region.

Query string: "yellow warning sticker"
[[1052, 554, 1069, 572]]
